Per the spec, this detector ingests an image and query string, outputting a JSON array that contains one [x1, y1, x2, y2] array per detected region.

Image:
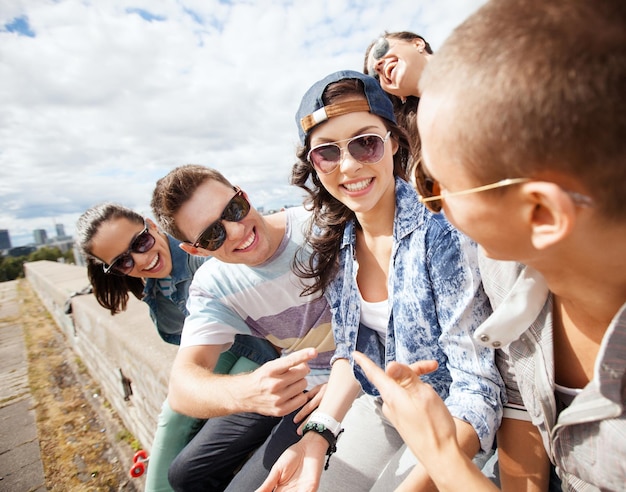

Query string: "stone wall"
[[24, 260, 177, 451]]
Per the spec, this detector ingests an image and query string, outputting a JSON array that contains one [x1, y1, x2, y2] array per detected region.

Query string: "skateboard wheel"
[[133, 449, 148, 463], [130, 461, 145, 478]]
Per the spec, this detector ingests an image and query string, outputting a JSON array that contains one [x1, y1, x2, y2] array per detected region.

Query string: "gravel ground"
[[19, 279, 143, 492]]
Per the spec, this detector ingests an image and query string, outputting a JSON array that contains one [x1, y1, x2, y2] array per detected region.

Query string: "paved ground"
[[0, 280, 46, 491]]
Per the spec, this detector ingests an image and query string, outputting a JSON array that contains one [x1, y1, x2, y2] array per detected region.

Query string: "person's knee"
[[168, 452, 227, 492], [168, 452, 202, 491], [167, 456, 186, 491]]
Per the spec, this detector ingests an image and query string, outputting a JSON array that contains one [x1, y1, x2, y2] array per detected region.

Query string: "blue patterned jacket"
[[327, 177, 505, 452]]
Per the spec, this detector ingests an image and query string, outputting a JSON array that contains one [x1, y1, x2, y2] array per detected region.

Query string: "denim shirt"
[[143, 234, 206, 345], [327, 177, 504, 452]]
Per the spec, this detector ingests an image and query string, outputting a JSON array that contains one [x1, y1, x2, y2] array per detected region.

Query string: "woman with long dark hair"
[[258, 71, 503, 491]]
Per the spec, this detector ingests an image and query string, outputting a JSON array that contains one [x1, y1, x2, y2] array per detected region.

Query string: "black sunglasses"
[[103, 222, 155, 275], [191, 187, 251, 251], [367, 37, 390, 78]]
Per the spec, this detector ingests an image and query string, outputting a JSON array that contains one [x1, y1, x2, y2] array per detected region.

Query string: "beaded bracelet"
[[302, 421, 344, 470]]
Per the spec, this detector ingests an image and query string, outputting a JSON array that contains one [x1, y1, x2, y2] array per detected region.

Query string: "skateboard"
[[129, 449, 149, 478]]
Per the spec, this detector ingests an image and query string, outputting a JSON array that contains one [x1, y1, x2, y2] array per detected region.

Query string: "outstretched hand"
[[352, 352, 458, 466], [255, 436, 327, 492]]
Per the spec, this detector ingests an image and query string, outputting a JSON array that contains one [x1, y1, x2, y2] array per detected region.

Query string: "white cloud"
[[0, 0, 485, 247]]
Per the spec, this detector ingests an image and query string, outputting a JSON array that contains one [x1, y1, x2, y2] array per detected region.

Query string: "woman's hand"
[[293, 383, 327, 429], [255, 434, 328, 492]]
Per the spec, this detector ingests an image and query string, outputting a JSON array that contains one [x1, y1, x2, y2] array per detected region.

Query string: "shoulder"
[[191, 257, 229, 286], [187, 252, 209, 275], [285, 205, 312, 231]]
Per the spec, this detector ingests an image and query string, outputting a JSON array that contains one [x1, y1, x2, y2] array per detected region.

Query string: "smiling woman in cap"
[[256, 70, 504, 492]]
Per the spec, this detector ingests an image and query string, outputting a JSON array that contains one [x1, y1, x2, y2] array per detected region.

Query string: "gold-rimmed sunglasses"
[[415, 165, 593, 213]]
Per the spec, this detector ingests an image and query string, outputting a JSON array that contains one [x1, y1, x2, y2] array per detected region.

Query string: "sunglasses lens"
[[347, 135, 385, 164], [104, 226, 155, 275], [415, 165, 442, 213], [372, 37, 390, 60], [309, 145, 342, 174], [192, 191, 250, 251], [197, 223, 226, 251], [222, 195, 251, 222], [368, 38, 390, 77], [133, 230, 156, 253], [308, 134, 387, 174], [113, 255, 135, 275]]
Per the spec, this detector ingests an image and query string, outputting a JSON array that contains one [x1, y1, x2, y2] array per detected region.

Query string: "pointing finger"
[[353, 351, 389, 387], [269, 347, 318, 374]]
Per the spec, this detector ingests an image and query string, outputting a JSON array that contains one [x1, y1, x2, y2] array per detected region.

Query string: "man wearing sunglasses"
[[151, 164, 335, 491], [353, 0, 626, 491]]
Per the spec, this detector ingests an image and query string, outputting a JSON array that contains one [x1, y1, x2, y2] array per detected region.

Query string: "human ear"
[[179, 242, 211, 257], [413, 38, 426, 54], [390, 134, 400, 156], [145, 217, 158, 230], [523, 182, 577, 250]]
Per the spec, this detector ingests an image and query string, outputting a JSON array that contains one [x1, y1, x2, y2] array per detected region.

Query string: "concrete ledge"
[[24, 260, 177, 450]]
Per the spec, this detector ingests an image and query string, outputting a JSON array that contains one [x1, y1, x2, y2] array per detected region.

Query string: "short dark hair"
[[419, 0, 626, 220]]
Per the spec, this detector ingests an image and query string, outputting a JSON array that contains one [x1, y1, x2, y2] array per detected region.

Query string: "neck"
[[354, 182, 396, 237], [530, 224, 626, 335]]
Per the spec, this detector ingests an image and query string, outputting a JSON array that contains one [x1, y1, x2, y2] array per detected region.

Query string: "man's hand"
[[352, 352, 455, 462], [241, 348, 318, 417]]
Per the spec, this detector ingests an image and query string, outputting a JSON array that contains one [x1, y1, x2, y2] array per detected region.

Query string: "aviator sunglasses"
[[307, 131, 391, 174], [103, 222, 155, 275], [190, 187, 251, 251]]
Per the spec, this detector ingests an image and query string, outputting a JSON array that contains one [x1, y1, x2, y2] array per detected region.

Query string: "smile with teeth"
[[236, 230, 256, 250], [343, 178, 373, 192], [144, 253, 159, 271]]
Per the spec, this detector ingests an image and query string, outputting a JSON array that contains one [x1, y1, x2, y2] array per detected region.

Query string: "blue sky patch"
[[126, 8, 166, 22], [3, 16, 36, 37]]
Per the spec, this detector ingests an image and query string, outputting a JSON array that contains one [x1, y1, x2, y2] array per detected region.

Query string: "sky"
[[1, 0, 486, 247]]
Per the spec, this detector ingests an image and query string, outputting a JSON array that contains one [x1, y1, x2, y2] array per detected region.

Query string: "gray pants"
[[318, 393, 405, 491], [320, 393, 499, 491]]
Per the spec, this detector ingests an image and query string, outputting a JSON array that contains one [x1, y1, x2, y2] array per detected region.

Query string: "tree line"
[[0, 247, 75, 282]]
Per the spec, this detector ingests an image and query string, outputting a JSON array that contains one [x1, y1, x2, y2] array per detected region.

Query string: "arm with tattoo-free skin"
[[353, 352, 498, 492], [497, 418, 550, 491], [168, 345, 318, 419], [256, 358, 362, 492]]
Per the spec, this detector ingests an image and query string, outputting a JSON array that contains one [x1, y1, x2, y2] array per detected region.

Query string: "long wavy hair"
[[76, 203, 146, 315], [292, 78, 411, 297]]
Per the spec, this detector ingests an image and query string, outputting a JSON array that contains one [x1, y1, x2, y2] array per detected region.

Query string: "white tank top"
[[358, 288, 388, 337]]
